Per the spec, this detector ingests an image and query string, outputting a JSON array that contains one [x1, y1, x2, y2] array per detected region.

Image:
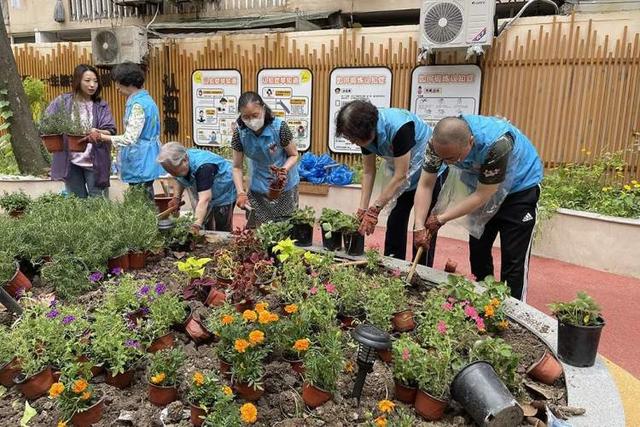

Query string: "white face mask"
[[243, 113, 264, 132]]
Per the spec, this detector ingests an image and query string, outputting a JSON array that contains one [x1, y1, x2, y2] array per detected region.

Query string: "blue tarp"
[[297, 153, 353, 186]]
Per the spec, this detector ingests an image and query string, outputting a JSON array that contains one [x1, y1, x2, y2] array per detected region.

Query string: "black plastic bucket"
[[343, 232, 365, 256], [557, 318, 604, 367], [450, 361, 523, 427], [322, 232, 342, 251], [292, 223, 313, 247]]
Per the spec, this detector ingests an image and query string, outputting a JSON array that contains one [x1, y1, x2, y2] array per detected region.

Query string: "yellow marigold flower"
[[221, 314, 234, 325], [193, 371, 205, 386], [80, 391, 91, 401], [374, 416, 388, 427], [240, 402, 258, 424], [223, 385, 233, 396], [484, 304, 495, 318], [258, 310, 272, 324], [255, 302, 269, 312], [498, 320, 509, 330], [235, 339, 251, 353], [268, 312, 279, 322], [284, 304, 298, 314], [490, 298, 500, 307], [151, 372, 166, 384], [249, 330, 265, 345], [624, 185, 632, 191], [293, 338, 310, 352], [49, 382, 65, 398], [72, 379, 89, 394], [602, 187, 609, 192], [242, 310, 257, 322], [377, 399, 395, 413], [57, 422, 67, 427]]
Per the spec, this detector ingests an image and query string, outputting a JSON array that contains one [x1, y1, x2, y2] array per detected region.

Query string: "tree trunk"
[[0, 8, 49, 176]]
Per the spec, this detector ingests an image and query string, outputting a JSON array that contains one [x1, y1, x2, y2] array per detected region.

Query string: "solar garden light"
[[350, 323, 392, 404]]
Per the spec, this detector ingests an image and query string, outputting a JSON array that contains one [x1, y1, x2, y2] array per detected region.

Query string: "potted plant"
[[253, 259, 276, 293], [184, 307, 215, 344], [340, 214, 365, 256], [124, 203, 161, 269], [206, 304, 246, 376], [467, 337, 521, 392], [178, 256, 218, 303], [164, 213, 196, 251], [201, 398, 257, 426], [267, 165, 287, 200], [144, 284, 186, 352], [0, 253, 32, 298], [386, 277, 415, 333], [213, 249, 238, 286], [229, 228, 264, 263], [177, 256, 213, 283], [188, 370, 229, 426], [414, 347, 455, 421], [229, 268, 257, 312], [330, 267, 364, 328], [256, 221, 293, 256], [549, 291, 605, 367], [275, 311, 311, 375], [49, 363, 105, 427], [277, 254, 313, 304], [229, 332, 268, 401], [66, 104, 89, 152], [38, 107, 67, 153], [526, 350, 563, 385], [391, 335, 422, 404], [302, 327, 344, 408], [271, 237, 303, 264], [290, 206, 315, 246], [0, 326, 20, 388], [148, 348, 185, 406], [0, 190, 31, 217], [363, 278, 397, 360]]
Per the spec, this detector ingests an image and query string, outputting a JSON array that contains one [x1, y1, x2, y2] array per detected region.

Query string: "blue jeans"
[[64, 164, 108, 198]]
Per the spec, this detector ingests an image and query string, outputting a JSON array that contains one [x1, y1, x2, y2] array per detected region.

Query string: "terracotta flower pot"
[[148, 382, 179, 406], [108, 253, 130, 272], [67, 134, 87, 152], [128, 251, 147, 270], [302, 383, 333, 408], [283, 355, 304, 375], [184, 314, 213, 344], [394, 380, 417, 404], [527, 351, 563, 385], [147, 332, 175, 353], [0, 358, 21, 387], [15, 367, 54, 400], [414, 388, 448, 421], [42, 134, 64, 153], [105, 369, 135, 389], [392, 310, 416, 332], [76, 355, 103, 378], [444, 259, 458, 273], [377, 348, 392, 363], [190, 402, 207, 426], [204, 288, 226, 307], [219, 358, 231, 379], [267, 185, 283, 201], [233, 380, 264, 401], [70, 394, 105, 427], [3, 264, 32, 298], [154, 195, 173, 213]]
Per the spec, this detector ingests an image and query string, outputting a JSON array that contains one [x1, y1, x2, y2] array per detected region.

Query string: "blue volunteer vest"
[[175, 149, 237, 207], [238, 117, 300, 194], [457, 115, 543, 194], [363, 108, 433, 191], [119, 90, 164, 183]]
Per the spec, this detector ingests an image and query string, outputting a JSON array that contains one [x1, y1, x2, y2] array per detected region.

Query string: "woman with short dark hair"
[[335, 100, 447, 266], [45, 64, 116, 198], [231, 91, 299, 227], [84, 62, 163, 198]]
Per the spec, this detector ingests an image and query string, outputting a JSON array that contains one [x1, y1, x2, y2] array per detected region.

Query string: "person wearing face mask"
[[231, 91, 300, 228], [413, 115, 543, 301], [334, 100, 448, 266], [157, 142, 236, 234], [82, 62, 164, 199], [45, 64, 116, 198]]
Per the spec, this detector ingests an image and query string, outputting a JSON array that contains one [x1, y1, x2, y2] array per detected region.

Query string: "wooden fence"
[[10, 15, 640, 176]]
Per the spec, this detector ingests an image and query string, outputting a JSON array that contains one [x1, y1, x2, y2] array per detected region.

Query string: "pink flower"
[[464, 305, 478, 319], [390, 268, 402, 278], [447, 297, 456, 303], [437, 320, 448, 335], [460, 300, 470, 307], [402, 348, 410, 361], [324, 283, 337, 294], [475, 317, 486, 331], [309, 286, 318, 295], [441, 302, 453, 311]]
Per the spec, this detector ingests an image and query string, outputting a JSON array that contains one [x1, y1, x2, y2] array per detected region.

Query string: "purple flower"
[[49, 299, 58, 308], [125, 339, 140, 349], [62, 315, 76, 325], [140, 306, 150, 315], [46, 309, 59, 319], [15, 288, 25, 298], [154, 283, 167, 295], [137, 285, 150, 297], [88, 271, 103, 283], [110, 267, 123, 276]]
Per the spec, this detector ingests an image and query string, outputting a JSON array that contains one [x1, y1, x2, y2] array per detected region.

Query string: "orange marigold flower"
[[71, 379, 89, 394], [240, 402, 258, 424], [255, 302, 269, 312], [248, 330, 265, 345], [498, 320, 509, 330], [57, 422, 68, 427], [344, 361, 355, 374], [293, 338, 310, 352], [268, 312, 279, 322], [377, 399, 395, 413], [80, 391, 91, 401], [151, 372, 166, 384], [242, 310, 257, 322], [49, 382, 65, 398], [193, 371, 205, 386], [374, 416, 387, 427], [223, 385, 233, 396], [258, 310, 272, 324], [484, 304, 495, 318], [490, 298, 501, 307], [235, 339, 251, 353], [221, 314, 234, 325], [284, 304, 298, 314]]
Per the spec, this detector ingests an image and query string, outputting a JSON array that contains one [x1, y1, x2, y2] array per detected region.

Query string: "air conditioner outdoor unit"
[[91, 27, 148, 66], [420, 1, 496, 52]]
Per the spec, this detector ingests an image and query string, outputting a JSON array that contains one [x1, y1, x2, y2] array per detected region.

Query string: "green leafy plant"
[[253, 259, 276, 284], [319, 208, 351, 238], [330, 267, 364, 315], [188, 370, 225, 409], [271, 237, 301, 262], [144, 284, 186, 343], [549, 291, 603, 326], [277, 253, 313, 304], [299, 283, 338, 331], [467, 337, 521, 392], [40, 256, 93, 300], [177, 257, 212, 280], [0, 84, 19, 175], [206, 304, 247, 363], [0, 251, 17, 284], [291, 206, 316, 226], [38, 104, 72, 135], [339, 213, 360, 234], [302, 327, 344, 393], [213, 249, 238, 280], [256, 220, 293, 252], [22, 76, 47, 121], [90, 310, 144, 376], [0, 190, 31, 213], [164, 213, 194, 248], [0, 325, 16, 366], [201, 392, 242, 427], [50, 363, 100, 424], [363, 276, 405, 332], [415, 346, 459, 400], [391, 335, 422, 387], [148, 348, 185, 386]]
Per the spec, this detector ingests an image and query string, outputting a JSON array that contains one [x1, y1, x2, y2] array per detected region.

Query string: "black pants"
[[384, 169, 448, 267], [203, 203, 235, 232], [469, 185, 539, 301]]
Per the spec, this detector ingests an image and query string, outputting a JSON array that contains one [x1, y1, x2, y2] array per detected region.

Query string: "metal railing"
[[68, 0, 140, 22]]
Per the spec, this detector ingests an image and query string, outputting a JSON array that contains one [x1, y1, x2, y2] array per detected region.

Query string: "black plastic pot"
[[450, 361, 523, 427], [557, 318, 605, 367], [291, 223, 313, 247], [343, 232, 365, 256], [322, 231, 343, 251]]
